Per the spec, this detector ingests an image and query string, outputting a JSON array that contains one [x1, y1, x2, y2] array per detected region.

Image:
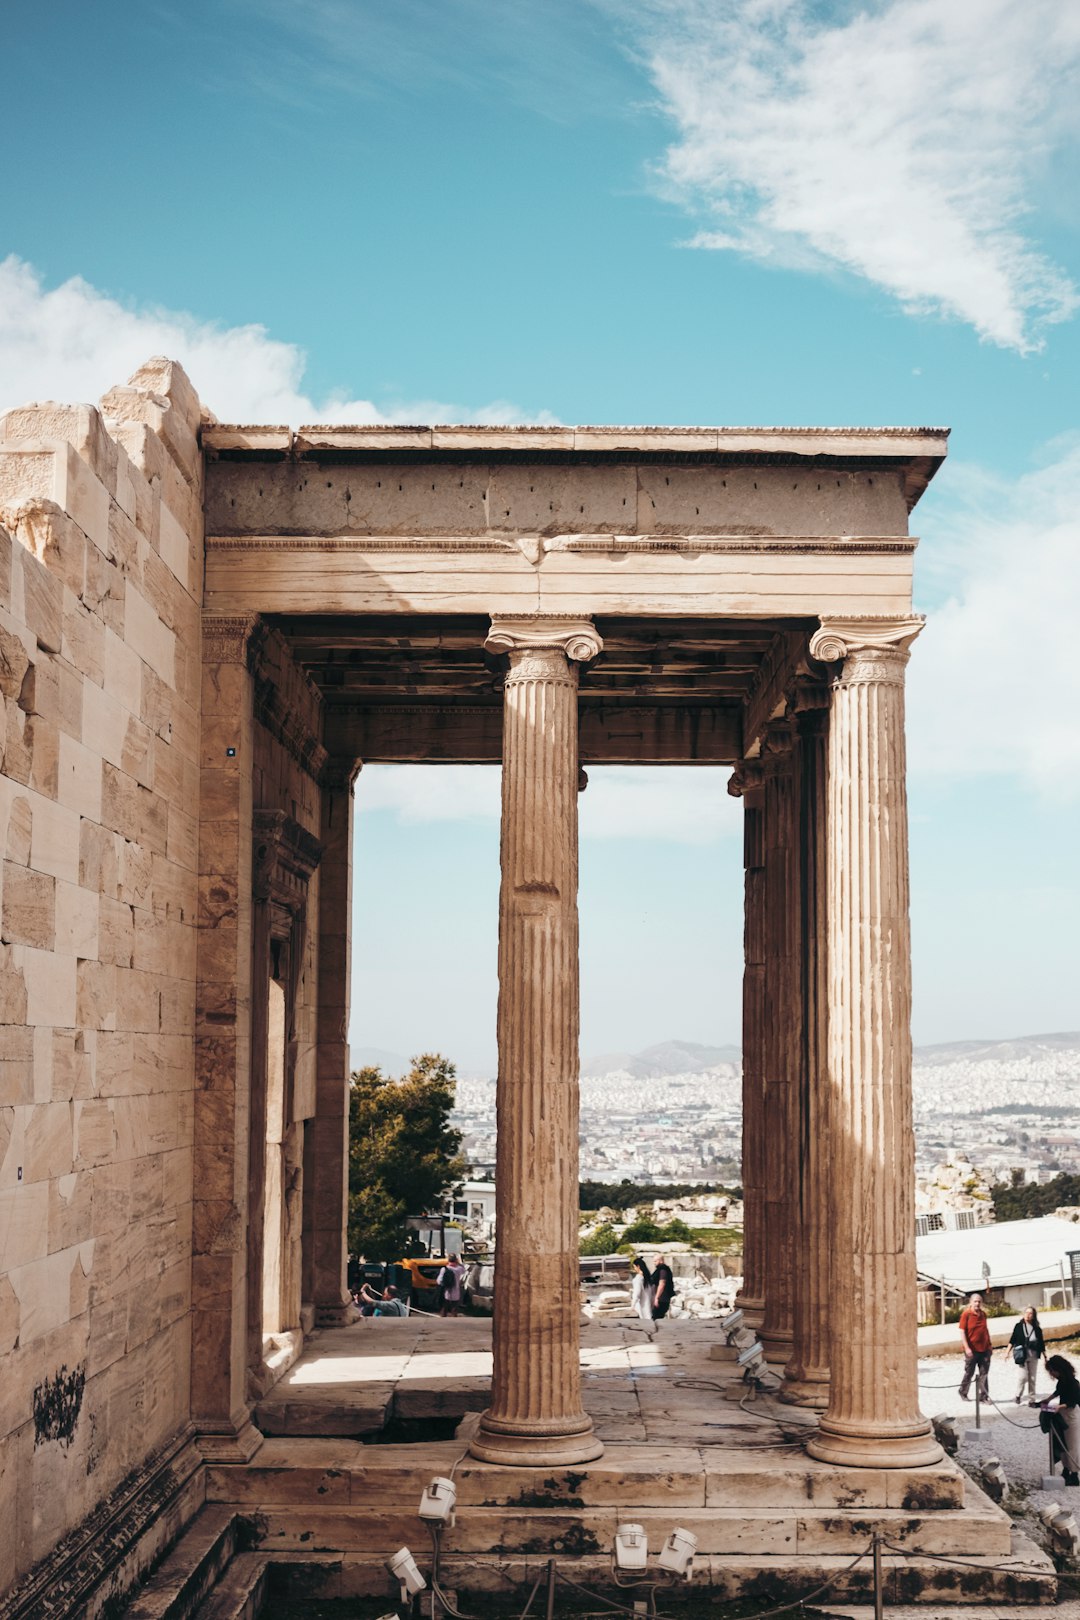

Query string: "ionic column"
[[806, 618, 941, 1468], [781, 692, 830, 1408], [759, 720, 801, 1363], [730, 763, 766, 1331], [469, 616, 604, 1468]]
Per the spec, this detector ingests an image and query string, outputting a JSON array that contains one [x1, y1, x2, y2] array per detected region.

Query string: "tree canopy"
[[992, 1170, 1080, 1223], [348, 1053, 466, 1260]]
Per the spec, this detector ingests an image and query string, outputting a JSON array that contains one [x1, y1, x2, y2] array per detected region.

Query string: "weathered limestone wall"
[[0, 362, 204, 1593]]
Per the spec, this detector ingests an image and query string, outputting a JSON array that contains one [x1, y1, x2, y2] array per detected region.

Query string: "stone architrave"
[[469, 616, 605, 1467], [759, 719, 801, 1364], [729, 762, 766, 1330], [781, 688, 831, 1408], [305, 758, 363, 1327], [805, 617, 941, 1468]]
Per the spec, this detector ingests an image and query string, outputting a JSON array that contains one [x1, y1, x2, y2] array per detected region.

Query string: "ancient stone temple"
[[0, 361, 1054, 1615]]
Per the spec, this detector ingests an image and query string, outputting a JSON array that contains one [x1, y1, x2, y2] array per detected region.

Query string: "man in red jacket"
[[958, 1292, 992, 1401]]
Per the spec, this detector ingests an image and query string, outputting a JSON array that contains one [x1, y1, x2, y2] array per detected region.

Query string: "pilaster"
[[192, 613, 263, 1462], [305, 757, 363, 1327]]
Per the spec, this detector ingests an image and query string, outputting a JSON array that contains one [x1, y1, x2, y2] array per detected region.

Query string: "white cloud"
[[908, 437, 1080, 796], [0, 256, 556, 425], [623, 0, 1080, 351], [356, 763, 740, 844]]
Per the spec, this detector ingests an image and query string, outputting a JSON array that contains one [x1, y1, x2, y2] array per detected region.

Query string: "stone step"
[[191, 1554, 268, 1620], [121, 1507, 240, 1620], [207, 1437, 966, 1512], [259, 1526, 1056, 1606], [244, 1489, 1013, 1558]]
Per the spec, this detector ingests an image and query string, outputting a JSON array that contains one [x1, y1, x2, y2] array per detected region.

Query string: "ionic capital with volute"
[[485, 615, 603, 667], [809, 615, 924, 684]]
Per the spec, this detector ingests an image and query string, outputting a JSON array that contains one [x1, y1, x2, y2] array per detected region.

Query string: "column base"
[[807, 1416, 943, 1469], [469, 1410, 604, 1468], [194, 1417, 264, 1464], [779, 1367, 830, 1410], [735, 1292, 765, 1331], [315, 1300, 358, 1328], [760, 1327, 794, 1362]]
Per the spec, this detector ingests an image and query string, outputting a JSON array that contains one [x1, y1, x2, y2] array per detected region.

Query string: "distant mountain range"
[[581, 1040, 741, 1080], [353, 1033, 1080, 1084]]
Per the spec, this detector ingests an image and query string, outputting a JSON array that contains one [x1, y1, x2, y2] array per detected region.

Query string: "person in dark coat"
[[651, 1255, 675, 1321], [1006, 1306, 1045, 1403]]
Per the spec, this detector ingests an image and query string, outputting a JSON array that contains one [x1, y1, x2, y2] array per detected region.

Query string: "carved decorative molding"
[[202, 613, 263, 668], [485, 615, 603, 665], [206, 532, 917, 556], [728, 759, 765, 800], [322, 756, 364, 792]]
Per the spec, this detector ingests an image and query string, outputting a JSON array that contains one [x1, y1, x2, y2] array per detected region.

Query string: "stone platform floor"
[[255, 1313, 819, 1443]]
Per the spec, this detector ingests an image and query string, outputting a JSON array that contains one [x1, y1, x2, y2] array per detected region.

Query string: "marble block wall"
[[0, 361, 204, 1592]]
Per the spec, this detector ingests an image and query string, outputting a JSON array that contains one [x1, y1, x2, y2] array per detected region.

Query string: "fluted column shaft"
[[807, 619, 940, 1468], [470, 618, 603, 1467], [760, 721, 801, 1362], [731, 765, 766, 1330], [782, 699, 830, 1407]]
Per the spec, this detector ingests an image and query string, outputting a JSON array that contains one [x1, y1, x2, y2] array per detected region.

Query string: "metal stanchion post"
[[872, 1531, 884, 1620], [544, 1558, 556, 1620]]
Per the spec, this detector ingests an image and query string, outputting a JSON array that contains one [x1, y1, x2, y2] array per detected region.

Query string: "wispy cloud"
[[0, 256, 556, 426], [909, 435, 1080, 796], [619, 0, 1080, 351], [358, 764, 739, 845]]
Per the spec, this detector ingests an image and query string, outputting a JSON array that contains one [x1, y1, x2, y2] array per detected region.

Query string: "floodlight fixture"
[[419, 1476, 457, 1524], [720, 1309, 744, 1339], [737, 1339, 765, 1374], [387, 1547, 426, 1597], [657, 1527, 698, 1579], [613, 1522, 649, 1572]]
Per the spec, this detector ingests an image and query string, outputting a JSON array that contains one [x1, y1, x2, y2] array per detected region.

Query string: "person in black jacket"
[[1006, 1306, 1045, 1404]]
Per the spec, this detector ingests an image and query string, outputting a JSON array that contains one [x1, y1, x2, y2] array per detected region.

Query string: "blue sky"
[[2, 1, 1078, 1067]]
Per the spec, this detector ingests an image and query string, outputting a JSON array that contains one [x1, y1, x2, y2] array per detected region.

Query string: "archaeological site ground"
[[0, 361, 1057, 1616]]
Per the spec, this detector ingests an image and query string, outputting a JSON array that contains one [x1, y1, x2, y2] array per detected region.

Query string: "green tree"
[[348, 1054, 466, 1260], [579, 1223, 620, 1256]]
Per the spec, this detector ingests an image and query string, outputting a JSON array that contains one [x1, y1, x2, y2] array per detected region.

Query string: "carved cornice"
[[485, 615, 603, 664], [809, 615, 925, 663], [253, 810, 323, 913]]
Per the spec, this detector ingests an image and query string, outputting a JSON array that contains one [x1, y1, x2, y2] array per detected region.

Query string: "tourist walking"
[[437, 1256, 467, 1317], [630, 1256, 655, 1332], [1006, 1306, 1045, 1403], [958, 1292, 992, 1402], [651, 1255, 676, 1322], [1040, 1355, 1080, 1486]]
